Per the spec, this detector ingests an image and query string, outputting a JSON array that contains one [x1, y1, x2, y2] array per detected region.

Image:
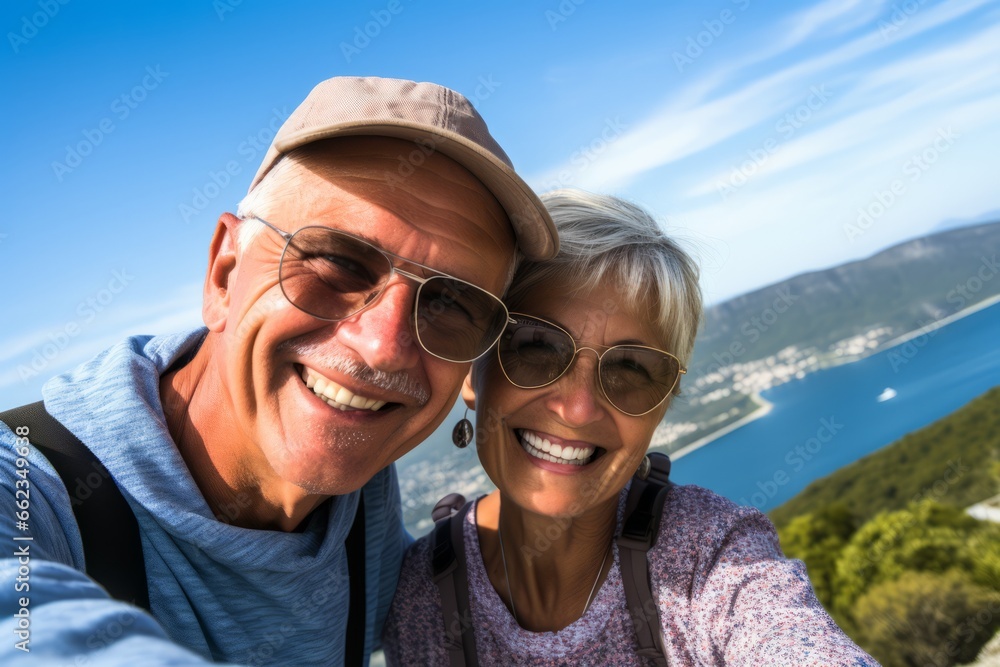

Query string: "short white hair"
[[506, 189, 702, 367], [234, 152, 308, 252]]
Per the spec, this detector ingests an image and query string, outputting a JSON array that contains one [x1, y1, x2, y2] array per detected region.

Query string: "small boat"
[[877, 387, 897, 402]]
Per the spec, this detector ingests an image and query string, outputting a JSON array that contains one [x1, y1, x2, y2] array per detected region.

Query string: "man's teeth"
[[519, 430, 594, 466], [301, 367, 387, 412]]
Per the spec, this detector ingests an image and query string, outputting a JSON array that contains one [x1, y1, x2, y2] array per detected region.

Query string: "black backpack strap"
[[0, 401, 149, 610], [617, 452, 672, 666], [431, 497, 476, 667], [344, 493, 366, 667]]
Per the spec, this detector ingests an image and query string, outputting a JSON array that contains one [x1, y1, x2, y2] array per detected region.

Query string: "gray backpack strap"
[[617, 452, 672, 666], [431, 497, 476, 667]]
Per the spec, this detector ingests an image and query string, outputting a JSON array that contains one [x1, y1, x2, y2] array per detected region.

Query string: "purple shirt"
[[383, 484, 877, 666]]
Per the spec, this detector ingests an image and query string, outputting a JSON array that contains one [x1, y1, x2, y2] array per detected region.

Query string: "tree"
[[852, 571, 1000, 667], [831, 500, 982, 619], [777, 503, 856, 609]]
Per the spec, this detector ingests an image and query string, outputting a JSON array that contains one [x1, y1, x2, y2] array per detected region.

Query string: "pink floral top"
[[383, 484, 878, 666]]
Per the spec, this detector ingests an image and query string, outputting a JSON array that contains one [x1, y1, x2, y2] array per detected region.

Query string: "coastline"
[[669, 393, 773, 461], [665, 296, 1000, 462], [877, 293, 1000, 351]]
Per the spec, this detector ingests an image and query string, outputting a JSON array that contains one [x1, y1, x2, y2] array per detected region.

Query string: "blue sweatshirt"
[[1, 329, 407, 665]]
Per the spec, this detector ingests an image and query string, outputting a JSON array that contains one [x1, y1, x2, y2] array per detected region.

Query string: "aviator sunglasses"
[[254, 217, 509, 363], [497, 313, 686, 416]]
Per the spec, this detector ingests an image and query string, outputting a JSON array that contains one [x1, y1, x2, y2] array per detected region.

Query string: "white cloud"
[[681, 19, 1000, 200], [529, 0, 997, 195], [740, 0, 889, 68], [530, 74, 801, 192]]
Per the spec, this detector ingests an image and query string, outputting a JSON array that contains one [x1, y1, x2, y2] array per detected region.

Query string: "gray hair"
[[234, 153, 307, 251], [506, 189, 702, 368]]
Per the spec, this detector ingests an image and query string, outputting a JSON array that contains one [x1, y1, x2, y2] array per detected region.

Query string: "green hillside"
[[770, 386, 1000, 529], [772, 387, 1000, 666]]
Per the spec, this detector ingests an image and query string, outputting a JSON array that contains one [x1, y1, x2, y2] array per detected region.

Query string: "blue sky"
[[3, 0, 999, 409]]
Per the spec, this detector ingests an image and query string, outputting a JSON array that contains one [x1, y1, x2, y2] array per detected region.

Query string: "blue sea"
[[670, 302, 1000, 513]]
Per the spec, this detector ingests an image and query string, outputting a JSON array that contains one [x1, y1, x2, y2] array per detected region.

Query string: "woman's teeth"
[[301, 367, 387, 412], [518, 430, 595, 466]]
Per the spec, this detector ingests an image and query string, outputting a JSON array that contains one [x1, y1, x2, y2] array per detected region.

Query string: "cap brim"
[[263, 121, 557, 261]]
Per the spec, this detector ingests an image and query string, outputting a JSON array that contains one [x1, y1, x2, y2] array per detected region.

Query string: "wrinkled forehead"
[[249, 137, 517, 293], [279, 137, 515, 251]]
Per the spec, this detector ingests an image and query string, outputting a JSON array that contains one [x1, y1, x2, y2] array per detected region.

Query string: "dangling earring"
[[452, 408, 474, 448], [636, 455, 652, 480]]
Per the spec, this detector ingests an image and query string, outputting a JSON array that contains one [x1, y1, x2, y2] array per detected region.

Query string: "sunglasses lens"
[[600, 347, 679, 415], [415, 277, 508, 362], [499, 316, 681, 416], [498, 318, 576, 387], [278, 227, 392, 320]]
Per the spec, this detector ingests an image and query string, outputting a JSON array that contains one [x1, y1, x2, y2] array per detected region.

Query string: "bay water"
[[670, 302, 1000, 512]]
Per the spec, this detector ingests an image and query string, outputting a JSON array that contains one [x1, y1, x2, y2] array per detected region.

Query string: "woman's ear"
[[461, 367, 477, 410]]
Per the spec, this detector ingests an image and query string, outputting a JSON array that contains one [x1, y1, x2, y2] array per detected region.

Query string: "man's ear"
[[461, 368, 477, 410], [202, 213, 240, 332]]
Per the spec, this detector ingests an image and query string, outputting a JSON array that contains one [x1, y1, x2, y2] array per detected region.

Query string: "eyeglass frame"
[[496, 312, 687, 416], [249, 216, 511, 364]]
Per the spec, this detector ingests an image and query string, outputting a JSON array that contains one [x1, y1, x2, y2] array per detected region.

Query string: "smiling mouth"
[[516, 429, 603, 466], [299, 365, 389, 412]]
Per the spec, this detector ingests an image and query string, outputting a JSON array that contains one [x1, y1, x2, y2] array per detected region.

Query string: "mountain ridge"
[[657, 219, 1000, 453]]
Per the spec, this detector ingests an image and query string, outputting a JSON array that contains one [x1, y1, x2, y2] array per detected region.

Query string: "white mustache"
[[279, 336, 430, 405]]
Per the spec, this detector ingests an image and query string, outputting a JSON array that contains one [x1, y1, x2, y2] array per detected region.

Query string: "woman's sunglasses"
[[497, 313, 685, 416], [254, 217, 509, 363]]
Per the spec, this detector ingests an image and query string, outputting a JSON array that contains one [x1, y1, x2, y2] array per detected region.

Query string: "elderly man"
[[0, 77, 556, 665]]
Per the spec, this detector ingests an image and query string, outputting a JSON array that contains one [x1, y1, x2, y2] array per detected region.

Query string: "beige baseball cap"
[[250, 76, 557, 260]]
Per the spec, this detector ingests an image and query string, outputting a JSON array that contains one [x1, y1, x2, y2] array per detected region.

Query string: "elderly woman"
[[383, 190, 874, 665]]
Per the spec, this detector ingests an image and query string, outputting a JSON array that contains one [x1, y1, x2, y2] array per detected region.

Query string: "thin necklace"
[[497, 519, 612, 625]]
